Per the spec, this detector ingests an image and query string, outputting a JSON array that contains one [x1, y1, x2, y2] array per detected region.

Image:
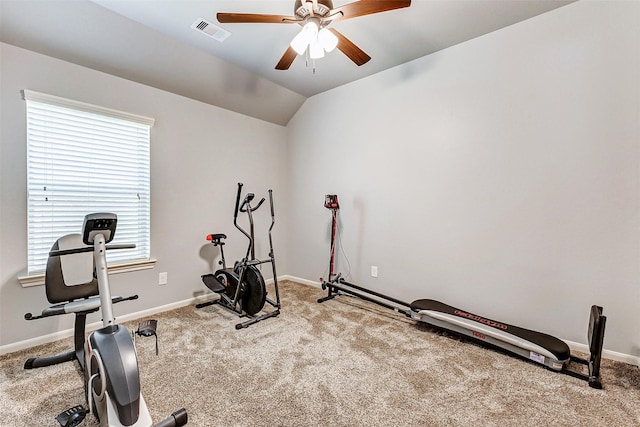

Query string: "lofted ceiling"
[[1, 0, 574, 125]]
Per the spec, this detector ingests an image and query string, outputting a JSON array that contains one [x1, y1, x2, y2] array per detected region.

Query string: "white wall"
[[286, 1, 640, 358], [0, 43, 288, 347]]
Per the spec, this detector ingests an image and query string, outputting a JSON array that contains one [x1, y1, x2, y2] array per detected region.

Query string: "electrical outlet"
[[159, 272, 168, 285], [371, 266, 378, 278]]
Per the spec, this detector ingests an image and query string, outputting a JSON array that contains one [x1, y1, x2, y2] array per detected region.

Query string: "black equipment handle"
[[234, 182, 244, 219], [49, 246, 93, 257], [106, 243, 136, 251], [239, 193, 255, 212], [50, 243, 136, 257], [241, 195, 265, 212], [152, 408, 188, 427], [24, 294, 138, 320], [269, 189, 274, 218]]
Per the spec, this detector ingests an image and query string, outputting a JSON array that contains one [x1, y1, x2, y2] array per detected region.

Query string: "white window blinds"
[[24, 90, 154, 274]]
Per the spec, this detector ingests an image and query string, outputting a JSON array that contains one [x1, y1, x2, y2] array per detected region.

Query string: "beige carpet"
[[1, 281, 639, 426]]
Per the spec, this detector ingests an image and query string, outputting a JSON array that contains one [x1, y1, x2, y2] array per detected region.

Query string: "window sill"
[[18, 258, 157, 288]]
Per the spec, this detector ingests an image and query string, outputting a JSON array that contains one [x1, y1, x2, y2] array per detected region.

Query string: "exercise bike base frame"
[[24, 294, 138, 371]]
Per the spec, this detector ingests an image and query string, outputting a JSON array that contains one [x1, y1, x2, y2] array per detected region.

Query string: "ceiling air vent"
[[191, 18, 231, 42]]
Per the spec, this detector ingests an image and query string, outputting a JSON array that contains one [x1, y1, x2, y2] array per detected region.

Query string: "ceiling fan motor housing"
[[294, 0, 334, 18]]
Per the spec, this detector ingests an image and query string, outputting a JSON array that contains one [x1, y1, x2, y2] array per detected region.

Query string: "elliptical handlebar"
[[268, 189, 275, 235], [240, 196, 265, 213], [234, 182, 267, 216], [232, 183, 274, 261], [234, 183, 252, 243], [233, 182, 244, 220], [269, 189, 274, 219], [241, 193, 255, 211]]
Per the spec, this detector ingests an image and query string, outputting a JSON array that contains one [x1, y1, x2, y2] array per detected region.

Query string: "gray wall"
[[286, 1, 640, 358], [0, 43, 288, 347]]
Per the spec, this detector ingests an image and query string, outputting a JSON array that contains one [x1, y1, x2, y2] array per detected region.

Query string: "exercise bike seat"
[[46, 234, 98, 303], [206, 234, 227, 245]]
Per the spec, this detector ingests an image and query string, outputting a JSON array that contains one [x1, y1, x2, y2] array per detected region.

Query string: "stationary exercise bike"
[[196, 183, 281, 329], [25, 213, 188, 427]]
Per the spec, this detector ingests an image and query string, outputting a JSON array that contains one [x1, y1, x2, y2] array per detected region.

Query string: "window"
[[23, 90, 153, 275]]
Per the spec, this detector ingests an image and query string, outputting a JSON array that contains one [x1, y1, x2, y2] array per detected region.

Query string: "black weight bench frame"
[[319, 276, 606, 388]]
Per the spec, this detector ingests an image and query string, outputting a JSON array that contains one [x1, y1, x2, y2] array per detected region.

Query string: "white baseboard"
[[0, 294, 211, 356], [565, 340, 640, 366], [279, 274, 321, 288], [4, 274, 639, 368], [1, 276, 310, 356]]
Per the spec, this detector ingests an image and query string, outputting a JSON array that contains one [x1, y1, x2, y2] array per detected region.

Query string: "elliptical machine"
[[25, 213, 188, 427], [196, 183, 281, 329]]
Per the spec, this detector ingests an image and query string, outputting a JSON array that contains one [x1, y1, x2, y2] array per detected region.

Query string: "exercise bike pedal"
[[56, 405, 87, 427], [202, 273, 226, 293], [135, 319, 159, 355], [136, 319, 157, 337]]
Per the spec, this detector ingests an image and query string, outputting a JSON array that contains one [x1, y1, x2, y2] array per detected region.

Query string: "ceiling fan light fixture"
[[290, 32, 309, 55], [309, 40, 325, 59], [290, 21, 319, 55], [318, 27, 338, 52]]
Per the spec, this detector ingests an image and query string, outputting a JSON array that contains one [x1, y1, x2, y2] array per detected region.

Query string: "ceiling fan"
[[217, 0, 411, 70]]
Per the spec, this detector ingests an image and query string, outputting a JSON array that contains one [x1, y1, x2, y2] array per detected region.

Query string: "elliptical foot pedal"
[[202, 274, 226, 293], [56, 405, 87, 427]]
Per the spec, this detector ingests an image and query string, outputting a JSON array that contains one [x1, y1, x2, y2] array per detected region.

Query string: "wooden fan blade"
[[275, 46, 298, 70], [331, 0, 411, 22], [329, 28, 371, 66], [217, 13, 299, 24]]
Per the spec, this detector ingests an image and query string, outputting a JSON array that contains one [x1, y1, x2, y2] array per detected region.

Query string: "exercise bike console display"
[[82, 213, 117, 244]]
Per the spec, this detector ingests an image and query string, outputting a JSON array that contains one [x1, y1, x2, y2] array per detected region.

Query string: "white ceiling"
[[1, 0, 574, 125]]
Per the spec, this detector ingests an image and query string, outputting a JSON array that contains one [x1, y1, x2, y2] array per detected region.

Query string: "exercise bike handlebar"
[[24, 294, 139, 320], [49, 243, 136, 257]]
